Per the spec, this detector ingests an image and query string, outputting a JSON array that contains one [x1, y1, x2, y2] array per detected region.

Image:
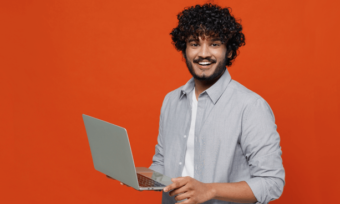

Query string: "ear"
[[228, 51, 232, 58]]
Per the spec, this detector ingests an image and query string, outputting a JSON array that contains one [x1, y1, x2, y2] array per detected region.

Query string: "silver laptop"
[[82, 114, 173, 191]]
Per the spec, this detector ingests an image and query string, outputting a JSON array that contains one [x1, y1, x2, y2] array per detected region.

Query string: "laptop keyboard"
[[137, 173, 166, 187]]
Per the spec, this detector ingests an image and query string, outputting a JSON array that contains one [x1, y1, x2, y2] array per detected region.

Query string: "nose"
[[198, 43, 212, 59]]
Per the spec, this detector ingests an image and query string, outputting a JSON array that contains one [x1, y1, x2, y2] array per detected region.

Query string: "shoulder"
[[228, 80, 261, 100], [159, 85, 184, 111], [227, 79, 268, 105], [164, 86, 182, 101], [227, 80, 274, 118]]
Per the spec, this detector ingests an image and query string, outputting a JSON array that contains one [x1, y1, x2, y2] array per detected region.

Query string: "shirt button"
[[179, 162, 182, 165], [184, 135, 186, 138]]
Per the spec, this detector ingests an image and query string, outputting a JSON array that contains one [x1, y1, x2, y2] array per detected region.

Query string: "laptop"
[[82, 114, 173, 191]]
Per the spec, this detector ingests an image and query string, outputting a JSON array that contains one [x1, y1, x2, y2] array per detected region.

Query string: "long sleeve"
[[149, 94, 169, 174], [241, 98, 285, 204]]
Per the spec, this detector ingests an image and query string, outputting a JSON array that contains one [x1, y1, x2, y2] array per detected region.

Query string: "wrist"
[[207, 183, 217, 200]]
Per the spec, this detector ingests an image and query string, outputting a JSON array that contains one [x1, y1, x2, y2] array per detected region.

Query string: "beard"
[[185, 55, 227, 82]]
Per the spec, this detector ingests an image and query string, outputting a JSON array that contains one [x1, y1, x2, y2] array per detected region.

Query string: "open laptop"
[[82, 114, 173, 191]]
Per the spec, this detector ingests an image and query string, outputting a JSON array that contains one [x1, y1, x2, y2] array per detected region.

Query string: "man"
[[149, 3, 285, 204]]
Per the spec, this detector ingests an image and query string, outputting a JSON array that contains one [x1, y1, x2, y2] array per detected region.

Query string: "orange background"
[[1, 0, 339, 203]]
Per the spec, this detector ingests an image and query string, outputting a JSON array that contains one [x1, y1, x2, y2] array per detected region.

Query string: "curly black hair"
[[170, 3, 245, 67]]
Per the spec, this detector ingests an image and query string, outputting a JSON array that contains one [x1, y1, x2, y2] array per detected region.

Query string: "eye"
[[211, 43, 220, 47], [190, 43, 199, 47]]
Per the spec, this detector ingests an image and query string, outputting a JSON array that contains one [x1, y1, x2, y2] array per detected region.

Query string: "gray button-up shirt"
[[150, 69, 285, 204]]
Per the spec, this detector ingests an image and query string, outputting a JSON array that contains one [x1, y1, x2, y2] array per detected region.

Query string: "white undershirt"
[[181, 88, 197, 178]]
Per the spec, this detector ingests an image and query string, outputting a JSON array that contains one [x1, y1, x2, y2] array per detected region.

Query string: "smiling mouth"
[[196, 61, 215, 67], [198, 61, 212, 66]]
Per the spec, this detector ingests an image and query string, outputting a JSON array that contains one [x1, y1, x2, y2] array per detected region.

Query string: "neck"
[[194, 70, 225, 100]]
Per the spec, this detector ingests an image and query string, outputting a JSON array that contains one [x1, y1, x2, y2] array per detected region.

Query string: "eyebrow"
[[210, 38, 222, 41]]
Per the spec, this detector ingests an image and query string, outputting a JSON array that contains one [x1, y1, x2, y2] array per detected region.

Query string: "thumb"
[[171, 177, 180, 182]]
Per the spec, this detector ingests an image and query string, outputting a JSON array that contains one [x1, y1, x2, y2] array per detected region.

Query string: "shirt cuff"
[[245, 177, 263, 204]]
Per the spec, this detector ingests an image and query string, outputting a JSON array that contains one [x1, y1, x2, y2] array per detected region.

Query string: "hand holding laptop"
[[83, 114, 173, 191]]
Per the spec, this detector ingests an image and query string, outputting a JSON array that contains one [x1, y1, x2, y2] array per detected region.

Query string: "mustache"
[[193, 57, 217, 64]]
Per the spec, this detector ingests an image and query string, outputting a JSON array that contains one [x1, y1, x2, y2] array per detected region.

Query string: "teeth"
[[199, 62, 211, 65]]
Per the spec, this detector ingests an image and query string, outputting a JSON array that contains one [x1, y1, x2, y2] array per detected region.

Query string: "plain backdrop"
[[1, 0, 339, 203]]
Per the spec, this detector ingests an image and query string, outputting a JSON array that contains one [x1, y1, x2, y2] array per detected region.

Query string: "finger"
[[164, 177, 188, 192], [169, 184, 189, 197], [174, 191, 191, 201], [181, 198, 195, 204]]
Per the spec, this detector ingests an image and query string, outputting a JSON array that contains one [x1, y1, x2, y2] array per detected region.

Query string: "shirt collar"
[[180, 69, 232, 104]]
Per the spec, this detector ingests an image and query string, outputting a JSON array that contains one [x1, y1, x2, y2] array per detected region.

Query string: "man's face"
[[184, 35, 227, 81]]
